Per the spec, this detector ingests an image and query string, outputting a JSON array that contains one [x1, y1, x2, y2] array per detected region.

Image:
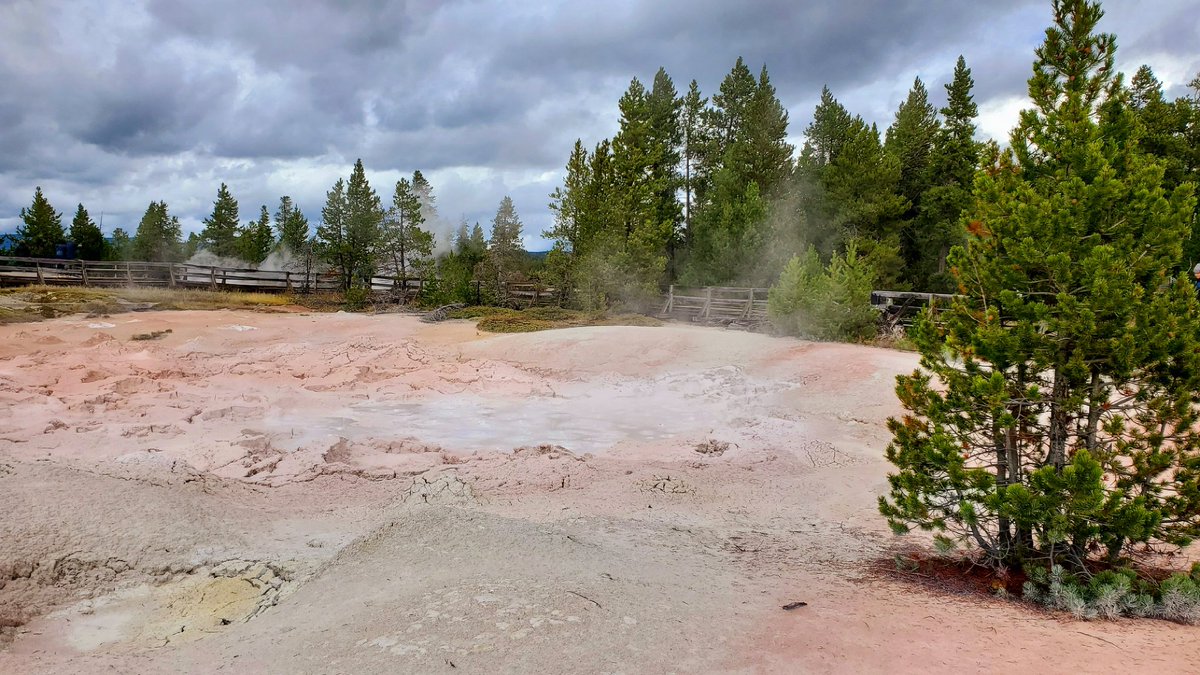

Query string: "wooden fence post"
[[80, 260, 89, 286], [701, 287, 713, 319], [35, 261, 44, 285], [209, 268, 216, 291], [125, 263, 133, 286], [285, 272, 293, 293], [167, 264, 176, 288]]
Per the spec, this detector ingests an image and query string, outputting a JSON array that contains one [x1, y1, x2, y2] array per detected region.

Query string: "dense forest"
[[5, 31, 1199, 332]]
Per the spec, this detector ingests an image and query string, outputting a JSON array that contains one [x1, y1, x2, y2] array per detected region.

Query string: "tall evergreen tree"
[[881, 0, 1200, 572], [730, 66, 794, 197], [410, 170, 440, 234], [239, 205, 275, 264], [69, 203, 106, 260], [15, 186, 64, 258], [797, 86, 856, 172], [315, 162, 383, 290], [647, 67, 685, 269], [381, 178, 434, 281], [316, 178, 351, 287], [703, 57, 758, 160], [200, 183, 241, 258], [684, 60, 793, 285], [916, 56, 981, 290], [885, 77, 942, 287], [1129, 65, 1199, 268], [680, 80, 709, 234], [469, 223, 487, 254], [275, 196, 310, 254], [183, 232, 202, 259], [345, 159, 384, 286], [131, 201, 183, 262], [488, 196, 524, 261], [886, 78, 940, 208], [108, 228, 132, 261], [546, 140, 592, 256]]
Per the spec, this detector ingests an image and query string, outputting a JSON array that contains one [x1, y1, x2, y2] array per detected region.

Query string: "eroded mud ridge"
[[1, 311, 1197, 673]]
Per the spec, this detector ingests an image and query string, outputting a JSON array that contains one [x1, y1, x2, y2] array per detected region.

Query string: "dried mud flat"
[[0, 310, 1196, 674]]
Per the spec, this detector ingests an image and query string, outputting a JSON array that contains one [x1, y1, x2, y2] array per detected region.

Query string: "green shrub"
[[767, 242, 878, 341], [343, 287, 370, 311], [1022, 564, 1200, 623]]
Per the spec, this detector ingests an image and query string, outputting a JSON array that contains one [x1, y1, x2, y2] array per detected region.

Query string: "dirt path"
[[0, 311, 1196, 673]]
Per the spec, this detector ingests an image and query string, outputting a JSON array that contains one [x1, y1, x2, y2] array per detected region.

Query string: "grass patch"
[[0, 285, 298, 324], [454, 305, 662, 333]]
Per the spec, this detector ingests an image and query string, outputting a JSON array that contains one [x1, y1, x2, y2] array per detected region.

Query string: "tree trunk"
[[1084, 370, 1103, 453], [996, 420, 1012, 558], [1047, 369, 1070, 470]]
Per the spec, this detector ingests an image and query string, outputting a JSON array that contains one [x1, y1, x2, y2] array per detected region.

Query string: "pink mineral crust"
[[0, 310, 1196, 674]]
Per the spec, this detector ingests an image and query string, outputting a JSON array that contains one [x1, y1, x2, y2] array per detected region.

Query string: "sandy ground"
[[0, 309, 1197, 673]]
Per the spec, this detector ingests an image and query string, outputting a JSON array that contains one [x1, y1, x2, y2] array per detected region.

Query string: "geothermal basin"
[[1, 310, 1197, 673]]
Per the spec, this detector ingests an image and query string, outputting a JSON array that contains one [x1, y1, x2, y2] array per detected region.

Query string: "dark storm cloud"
[[0, 0, 1195, 241]]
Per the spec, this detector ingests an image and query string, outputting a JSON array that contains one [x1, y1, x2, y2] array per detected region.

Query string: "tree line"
[[4, 160, 532, 301]]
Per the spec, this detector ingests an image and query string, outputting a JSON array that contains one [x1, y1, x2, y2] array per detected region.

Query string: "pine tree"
[[131, 201, 183, 262], [107, 228, 133, 261], [381, 178, 433, 281], [484, 196, 526, 293], [183, 232, 202, 259], [704, 57, 757, 159], [238, 205, 275, 264], [647, 67, 684, 270], [275, 196, 310, 254], [315, 178, 351, 289], [1129, 65, 1198, 268], [880, 0, 1200, 572], [885, 78, 940, 287], [787, 87, 862, 257], [797, 86, 856, 172], [681, 80, 709, 234], [683, 60, 793, 285], [69, 203, 106, 260], [200, 183, 241, 258], [411, 170, 440, 234], [917, 56, 981, 291], [819, 120, 908, 287], [546, 139, 594, 267], [469, 223, 487, 255], [341, 159, 384, 287], [15, 187, 64, 257], [453, 220, 471, 255], [315, 162, 383, 291], [731, 66, 794, 197], [488, 196, 524, 260], [886, 78, 940, 209]]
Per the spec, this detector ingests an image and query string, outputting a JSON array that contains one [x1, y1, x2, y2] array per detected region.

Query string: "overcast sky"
[[1, 0, 1197, 251]]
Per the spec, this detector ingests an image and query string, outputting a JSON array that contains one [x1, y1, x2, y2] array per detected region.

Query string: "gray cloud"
[[1, 0, 1195, 246]]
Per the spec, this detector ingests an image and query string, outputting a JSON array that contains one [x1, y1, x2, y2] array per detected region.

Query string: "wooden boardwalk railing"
[[0, 255, 504, 304], [659, 285, 769, 325], [503, 282, 557, 307], [0, 256, 346, 292], [869, 290, 958, 329]]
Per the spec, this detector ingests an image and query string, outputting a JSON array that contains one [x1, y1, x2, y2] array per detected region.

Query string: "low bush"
[[767, 243, 878, 341], [1022, 563, 1200, 623]]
